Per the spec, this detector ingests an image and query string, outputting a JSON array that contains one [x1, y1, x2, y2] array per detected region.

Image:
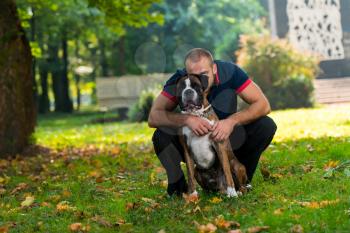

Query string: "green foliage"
[[236, 35, 320, 109], [87, 0, 164, 35], [128, 86, 161, 122]]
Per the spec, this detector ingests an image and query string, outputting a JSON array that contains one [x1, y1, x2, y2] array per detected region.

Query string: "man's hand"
[[211, 118, 237, 142], [185, 115, 213, 136]]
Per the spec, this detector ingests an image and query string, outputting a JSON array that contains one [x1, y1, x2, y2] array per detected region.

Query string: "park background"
[[0, 0, 350, 232]]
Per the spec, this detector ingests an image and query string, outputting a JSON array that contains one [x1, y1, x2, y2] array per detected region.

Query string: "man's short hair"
[[184, 48, 214, 66]]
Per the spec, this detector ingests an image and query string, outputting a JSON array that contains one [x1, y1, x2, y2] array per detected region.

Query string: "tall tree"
[[0, 0, 36, 156]]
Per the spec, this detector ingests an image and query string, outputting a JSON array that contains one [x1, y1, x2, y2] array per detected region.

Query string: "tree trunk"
[[61, 32, 73, 112], [48, 34, 73, 113], [30, 7, 38, 109], [74, 40, 81, 111], [0, 0, 36, 156], [118, 36, 126, 75], [38, 63, 50, 113], [99, 39, 109, 76]]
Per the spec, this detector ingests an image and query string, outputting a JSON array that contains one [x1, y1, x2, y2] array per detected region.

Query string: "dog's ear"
[[199, 74, 209, 91]]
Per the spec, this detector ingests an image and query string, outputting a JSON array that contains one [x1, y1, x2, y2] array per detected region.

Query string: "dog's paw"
[[226, 186, 238, 198], [190, 190, 198, 198]]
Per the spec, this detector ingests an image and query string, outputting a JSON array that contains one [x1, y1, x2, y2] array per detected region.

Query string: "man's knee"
[[255, 116, 277, 139], [152, 128, 179, 155]]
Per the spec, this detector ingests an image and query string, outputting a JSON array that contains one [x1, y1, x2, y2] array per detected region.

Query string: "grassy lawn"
[[1, 104, 350, 233]]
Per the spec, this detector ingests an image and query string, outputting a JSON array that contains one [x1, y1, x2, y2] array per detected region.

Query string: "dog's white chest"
[[182, 126, 215, 169]]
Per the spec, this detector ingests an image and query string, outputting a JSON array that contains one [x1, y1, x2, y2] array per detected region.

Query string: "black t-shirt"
[[161, 60, 252, 119]]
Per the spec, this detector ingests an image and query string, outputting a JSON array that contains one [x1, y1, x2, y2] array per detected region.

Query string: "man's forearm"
[[148, 110, 189, 128], [228, 100, 271, 125]]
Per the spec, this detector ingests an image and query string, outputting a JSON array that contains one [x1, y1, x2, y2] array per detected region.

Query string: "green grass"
[[1, 104, 350, 232]]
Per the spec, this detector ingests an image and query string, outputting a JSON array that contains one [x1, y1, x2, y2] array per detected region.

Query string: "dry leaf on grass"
[[56, 201, 76, 212], [62, 190, 72, 198], [214, 215, 240, 229], [0, 225, 8, 233], [209, 197, 222, 204], [323, 160, 339, 170], [273, 208, 284, 215], [11, 183, 28, 194], [290, 224, 304, 233], [91, 215, 112, 228], [21, 196, 34, 207], [228, 230, 242, 233], [125, 202, 140, 211], [69, 222, 90, 232], [297, 199, 340, 209], [247, 226, 270, 233], [193, 221, 217, 233]]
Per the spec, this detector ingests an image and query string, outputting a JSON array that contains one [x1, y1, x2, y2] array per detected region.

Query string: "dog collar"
[[181, 104, 214, 119]]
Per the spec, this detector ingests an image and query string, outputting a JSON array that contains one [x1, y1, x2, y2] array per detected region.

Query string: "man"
[[148, 48, 277, 196]]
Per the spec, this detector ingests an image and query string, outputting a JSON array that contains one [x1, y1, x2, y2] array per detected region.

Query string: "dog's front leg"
[[179, 135, 197, 196], [217, 142, 238, 198]]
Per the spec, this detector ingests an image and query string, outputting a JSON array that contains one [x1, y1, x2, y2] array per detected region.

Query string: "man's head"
[[184, 48, 217, 90]]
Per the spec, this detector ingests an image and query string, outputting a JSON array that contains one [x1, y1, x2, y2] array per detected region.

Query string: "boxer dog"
[[176, 74, 248, 198]]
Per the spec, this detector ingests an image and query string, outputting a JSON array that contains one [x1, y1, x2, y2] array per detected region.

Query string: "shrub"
[[128, 86, 161, 122], [236, 34, 319, 109]]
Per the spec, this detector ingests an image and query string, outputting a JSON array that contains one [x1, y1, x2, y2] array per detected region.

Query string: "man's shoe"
[[167, 175, 188, 196]]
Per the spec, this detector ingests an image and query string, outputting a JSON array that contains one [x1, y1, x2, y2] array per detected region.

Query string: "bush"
[[236, 34, 319, 109], [128, 86, 161, 122]]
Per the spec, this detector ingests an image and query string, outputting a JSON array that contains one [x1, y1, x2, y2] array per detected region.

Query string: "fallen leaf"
[[260, 166, 271, 180], [209, 197, 222, 204], [125, 202, 137, 211], [192, 205, 201, 213], [95, 177, 105, 183], [21, 196, 34, 207], [228, 230, 242, 233], [0, 225, 8, 233], [69, 223, 90, 232], [306, 144, 314, 152], [91, 215, 112, 228], [290, 224, 304, 233], [323, 160, 339, 170], [41, 202, 51, 207], [62, 190, 72, 198], [273, 208, 284, 215], [298, 199, 339, 209], [89, 170, 102, 178], [0, 188, 6, 195], [115, 218, 126, 226], [214, 215, 240, 229], [247, 226, 270, 233], [69, 223, 82, 232], [11, 183, 28, 194], [301, 165, 313, 173], [141, 197, 156, 204], [194, 221, 217, 233], [56, 201, 76, 212]]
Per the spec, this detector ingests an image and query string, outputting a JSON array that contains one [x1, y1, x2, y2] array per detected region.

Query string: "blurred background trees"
[[2, 0, 320, 154], [16, 0, 267, 113]]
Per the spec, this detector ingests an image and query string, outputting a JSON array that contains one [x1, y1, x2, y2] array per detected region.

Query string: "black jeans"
[[152, 116, 277, 196]]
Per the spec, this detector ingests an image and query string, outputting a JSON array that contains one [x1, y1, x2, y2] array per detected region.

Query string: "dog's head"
[[176, 74, 209, 111]]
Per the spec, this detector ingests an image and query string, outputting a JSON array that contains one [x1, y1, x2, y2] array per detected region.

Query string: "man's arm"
[[229, 81, 271, 125], [148, 94, 213, 136], [148, 94, 188, 128], [211, 81, 270, 141]]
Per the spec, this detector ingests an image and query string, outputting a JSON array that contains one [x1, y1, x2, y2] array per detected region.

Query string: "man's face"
[[185, 57, 217, 90]]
